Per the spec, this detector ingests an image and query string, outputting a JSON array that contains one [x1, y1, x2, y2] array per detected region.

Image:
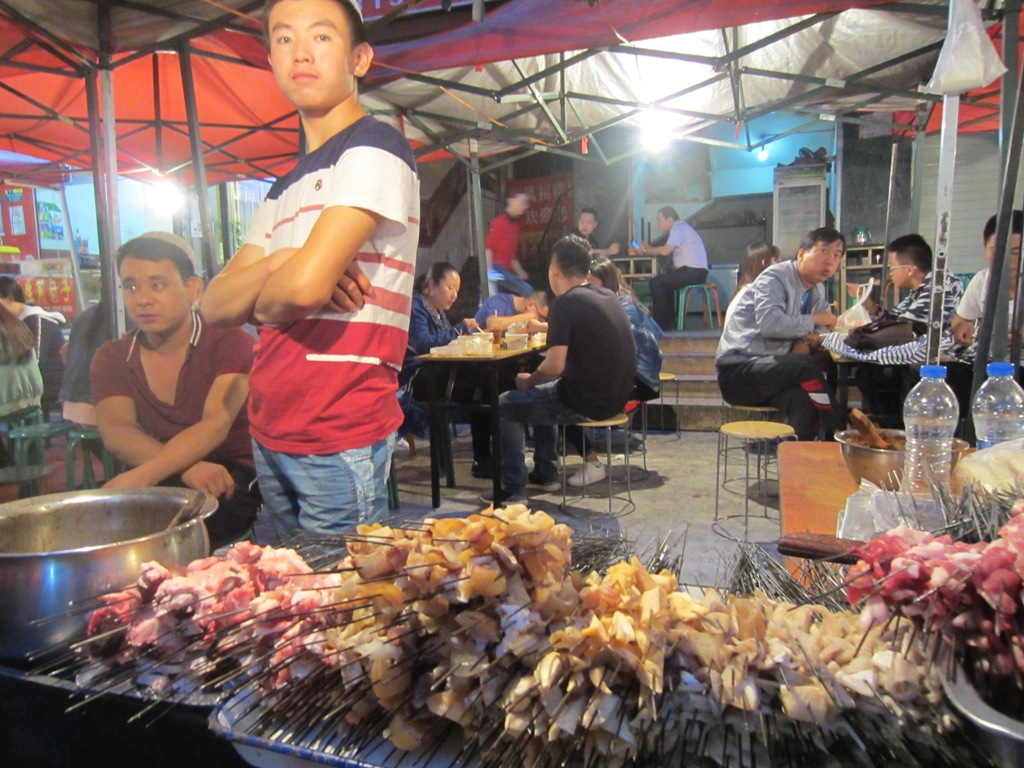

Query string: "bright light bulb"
[[758, 148, 769, 162], [640, 111, 677, 153], [149, 180, 185, 214]]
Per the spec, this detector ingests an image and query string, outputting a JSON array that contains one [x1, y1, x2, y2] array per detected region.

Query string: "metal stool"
[[658, 371, 682, 438], [624, 400, 651, 477], [676, 283, 723, 331], [0, 464, 56, 498], [559, 413, 634, 517], [728, 404, 779, 421], [713, 420, 794, 540], [66, 425, 118, 490]]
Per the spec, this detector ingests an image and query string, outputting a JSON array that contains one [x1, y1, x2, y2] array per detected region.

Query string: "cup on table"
[[491, 327, 502, 346]]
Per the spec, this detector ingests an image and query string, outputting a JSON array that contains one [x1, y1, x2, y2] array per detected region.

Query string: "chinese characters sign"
[[18, 277, 76, 317], [507, 175, 574, 235]]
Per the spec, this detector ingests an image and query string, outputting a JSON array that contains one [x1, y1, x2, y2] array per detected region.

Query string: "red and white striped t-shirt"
[[244, 117, 420, 454]]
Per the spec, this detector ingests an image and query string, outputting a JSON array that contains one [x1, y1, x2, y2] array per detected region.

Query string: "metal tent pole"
[[178, 42, 216, 279], [927, 94, 958, 365], [469, 139, 488, 300]]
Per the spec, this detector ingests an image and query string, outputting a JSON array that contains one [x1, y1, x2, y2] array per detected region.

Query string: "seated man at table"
[[494, 235, 636, 503], [475, 290, 549, 333], [716, 227, 843, 441], [639, 206, 709, 331], [91, 233, 260, 549], [826, 233, 963, 428], [571, 207, 621, 259], [947, 211, 1024, 417]]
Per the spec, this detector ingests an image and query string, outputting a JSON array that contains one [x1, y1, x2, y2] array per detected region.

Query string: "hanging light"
[[640, 110, 675, 153], [148, 180, 185, 214]]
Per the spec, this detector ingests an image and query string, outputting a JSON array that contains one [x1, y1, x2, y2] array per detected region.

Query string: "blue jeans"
[[499, 382, 587, 495], [252, 433, 395, 541], [488, 265, 534, 297]]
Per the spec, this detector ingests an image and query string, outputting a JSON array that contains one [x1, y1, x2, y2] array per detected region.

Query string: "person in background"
[[572, 207, 621, 259], [0, 302, 43, 466], [494, 235, 636, 503], [565, 256, 663, 486], [475, 290, 549, 333], [640, 206, 709, 331], [92, 233, 259, 549], [401, 262, 494, 477], [201, 0, 420, 539], [0, 275, 66, 419], [716, 227, 843, 441], [948, 210, 1024, 420], [485, 191, 533, 296], [59, 299, 116, 426], [726, 242, 781, 324], [840, 234, 964, 428]]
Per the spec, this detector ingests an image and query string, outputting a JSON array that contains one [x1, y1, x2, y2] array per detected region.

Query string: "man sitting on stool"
[[640, 206, 709, 331], [493, 235, 635, 504], [91, 233, 260, 549], [716, 227, 843, 441]]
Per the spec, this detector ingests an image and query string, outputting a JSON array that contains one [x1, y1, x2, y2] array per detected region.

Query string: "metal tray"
[[941, 662, 1024, 768], [209, 689, 467, 768]]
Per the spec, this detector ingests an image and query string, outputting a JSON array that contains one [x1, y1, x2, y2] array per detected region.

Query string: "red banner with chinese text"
[[507, 175, 574, 235], [17, 277, 76, 318]]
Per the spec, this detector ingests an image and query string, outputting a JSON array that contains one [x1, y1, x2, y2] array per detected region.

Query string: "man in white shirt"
[[640, 206, 709, 330]]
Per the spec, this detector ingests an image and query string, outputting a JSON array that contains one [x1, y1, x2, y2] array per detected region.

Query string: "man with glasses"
[[716, 227, 843, 441], [823, 233, 964, 428]]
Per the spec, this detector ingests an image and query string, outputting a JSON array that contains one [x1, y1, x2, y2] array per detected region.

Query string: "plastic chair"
[[66, 425, 118, 490], [676, 283, 722, 330], [9, 419, 71, 468], [559, 413, 634, 517]]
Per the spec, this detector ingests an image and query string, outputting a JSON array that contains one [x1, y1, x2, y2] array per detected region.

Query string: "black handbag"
[[845, 316, 927, 352]]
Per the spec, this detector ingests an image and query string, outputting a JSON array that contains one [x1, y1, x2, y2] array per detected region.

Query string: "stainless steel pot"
[[0, 487, 217, 662]]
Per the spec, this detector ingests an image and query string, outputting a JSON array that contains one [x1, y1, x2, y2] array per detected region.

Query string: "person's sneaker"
[[479, 489, 527, 506], [471, 461, 492, 479], [527, 468, 560, 491], [567, 461, 607, 487]]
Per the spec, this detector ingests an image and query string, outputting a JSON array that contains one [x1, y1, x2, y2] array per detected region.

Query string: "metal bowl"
[[834, 429, 969, 490], [0, 487, 216, 662]]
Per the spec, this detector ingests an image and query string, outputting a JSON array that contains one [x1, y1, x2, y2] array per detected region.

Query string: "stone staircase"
[[655, 330, 727, 431]]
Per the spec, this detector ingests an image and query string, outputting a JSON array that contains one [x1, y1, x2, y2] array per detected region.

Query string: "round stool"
[[713, 420, 794, 540], [9, 420, 72, 468], [66, 425, 118, 490], [659, 372, 682, 438], [728, 404, 779, 421], [0, 464, 56, 499], [559, 413, 634, 517], [676, 283, 722, 331]]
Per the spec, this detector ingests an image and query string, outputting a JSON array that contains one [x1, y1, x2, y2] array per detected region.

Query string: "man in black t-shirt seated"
[[492, 235, 637, 505]]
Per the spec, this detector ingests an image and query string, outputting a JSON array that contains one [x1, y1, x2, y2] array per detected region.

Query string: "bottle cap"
[[920, 365, 947, 379], [987, 362, 1015, 377]]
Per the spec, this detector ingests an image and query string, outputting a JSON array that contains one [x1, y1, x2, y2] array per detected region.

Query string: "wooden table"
[[778, 441, 857, 537], [417, 345, 544, 508]]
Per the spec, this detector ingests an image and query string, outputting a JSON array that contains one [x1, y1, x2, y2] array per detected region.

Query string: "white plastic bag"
[[837, 480, 945, 539], [926, 0, 1006, 94], [835, 281, 873, 331]]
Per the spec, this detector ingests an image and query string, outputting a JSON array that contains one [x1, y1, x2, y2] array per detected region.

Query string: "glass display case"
[[772, 166, 827, 259]]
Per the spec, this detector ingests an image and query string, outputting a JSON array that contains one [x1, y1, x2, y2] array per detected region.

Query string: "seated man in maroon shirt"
[[91, 233, 259, 549]]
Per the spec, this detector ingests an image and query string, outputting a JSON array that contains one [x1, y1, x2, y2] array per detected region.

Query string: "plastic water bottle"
[[972, 361, 1024, 449], [901, 365, 959, 494]]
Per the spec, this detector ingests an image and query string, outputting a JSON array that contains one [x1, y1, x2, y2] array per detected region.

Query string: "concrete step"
[[662, 353, 717, 376], [660, 331, 720, 355]]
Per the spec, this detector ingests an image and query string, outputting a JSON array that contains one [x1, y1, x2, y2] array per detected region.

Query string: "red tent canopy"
[[0, 0, 901, 182]]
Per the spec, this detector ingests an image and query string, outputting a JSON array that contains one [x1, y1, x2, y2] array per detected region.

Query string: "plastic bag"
[[837, 480, 944, 539], [835, 281, 873, 331], [926, 0, 1006, 94]]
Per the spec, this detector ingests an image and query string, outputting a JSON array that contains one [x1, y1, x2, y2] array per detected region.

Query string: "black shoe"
[[528, 468, 560, 491], [471, 461, 493, 479]]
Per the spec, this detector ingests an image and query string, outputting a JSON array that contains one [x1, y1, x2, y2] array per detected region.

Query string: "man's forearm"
[[203, 258, 275, 327], [119, 418, 235, 486], [101, 424, 166, 468]]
